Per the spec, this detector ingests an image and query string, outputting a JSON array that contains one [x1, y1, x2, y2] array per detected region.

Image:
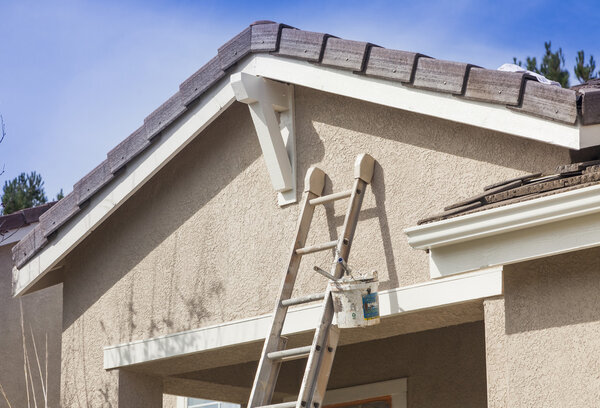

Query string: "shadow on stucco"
[[59, 97, 327, 406], [61, 102, 264, 334], [62, 99, 320, 327], [325, 161, 399, 293], [302, 88, 569, 176], [504, 246, 600, 334]]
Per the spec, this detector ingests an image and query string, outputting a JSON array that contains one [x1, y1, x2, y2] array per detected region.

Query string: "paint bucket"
[[329, 271, 380, 328]]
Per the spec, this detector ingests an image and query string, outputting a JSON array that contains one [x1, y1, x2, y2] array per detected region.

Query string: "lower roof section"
[[406, 183, 600, 278], [103, 267, 502, 371]]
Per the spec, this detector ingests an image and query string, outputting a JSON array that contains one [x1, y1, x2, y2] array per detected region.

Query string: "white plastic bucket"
[[329, 272, 379, 328]]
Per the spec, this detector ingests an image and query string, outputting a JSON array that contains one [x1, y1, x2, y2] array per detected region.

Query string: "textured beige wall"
[[0, 244, 62, 408], [59, 86, 572, 406], [485, 247, 600, 408], [173, 321, 487, 408]]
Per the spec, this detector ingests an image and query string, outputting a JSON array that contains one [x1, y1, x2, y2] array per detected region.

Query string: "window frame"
[[322, 378, 407, 408]]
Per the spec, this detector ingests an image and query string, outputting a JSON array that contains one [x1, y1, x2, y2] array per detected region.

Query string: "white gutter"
[[103, 267, 502, 369], [405, 183, 600, 277]]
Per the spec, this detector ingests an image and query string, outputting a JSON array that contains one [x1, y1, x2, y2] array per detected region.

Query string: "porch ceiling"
[[163, 320, 483, 404]]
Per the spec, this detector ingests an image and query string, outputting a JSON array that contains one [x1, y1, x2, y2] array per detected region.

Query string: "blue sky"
[[1, 0, 599, 199]]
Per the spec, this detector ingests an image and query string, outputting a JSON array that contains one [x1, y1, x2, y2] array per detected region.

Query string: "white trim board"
[[15, 53, 596, 296], [103, 267, 502, 370], [405, 183, 600, 277]]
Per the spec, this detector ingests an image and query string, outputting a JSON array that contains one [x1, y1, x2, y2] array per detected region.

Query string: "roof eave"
[[249, 54, 596, 150], [405, 183, 600, 278]]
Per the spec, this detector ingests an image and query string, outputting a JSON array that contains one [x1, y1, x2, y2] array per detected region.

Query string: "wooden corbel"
[[230, 72, 296, 206]]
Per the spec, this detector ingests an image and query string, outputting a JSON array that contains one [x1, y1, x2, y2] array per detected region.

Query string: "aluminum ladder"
[[248, 153, 376, 408]]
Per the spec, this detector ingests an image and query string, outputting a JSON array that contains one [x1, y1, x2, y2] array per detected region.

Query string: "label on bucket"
[[362, 292, 379, 320]]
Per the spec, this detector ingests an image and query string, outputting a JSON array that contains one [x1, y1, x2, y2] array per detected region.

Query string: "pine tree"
[[513, 42, 571, 88], [1, 172, 48, 215], [54, 188, 64, 201], [539, 42, 569, 88], [574, 50, 597, 83]]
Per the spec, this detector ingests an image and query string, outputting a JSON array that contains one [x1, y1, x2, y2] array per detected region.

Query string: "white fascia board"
[[0, 224, 36, 247], [242, 55, 598, 150], [428, 211, 600, 277], [103, 267, 502, 369], [13, 72, 239, 296], [405, 183, 600, 277]]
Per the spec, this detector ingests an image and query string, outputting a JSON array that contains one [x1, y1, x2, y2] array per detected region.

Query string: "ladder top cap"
[[304, 166, 326, 195], [354, 153, 375, 183]]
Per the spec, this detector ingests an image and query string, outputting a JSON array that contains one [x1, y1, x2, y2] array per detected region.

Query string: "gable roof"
[[12, 21, 600, 280]]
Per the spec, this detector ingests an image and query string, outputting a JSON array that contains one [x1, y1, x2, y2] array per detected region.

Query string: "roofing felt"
[[11, 21, 600, 269], [418, 160, 600, 225]]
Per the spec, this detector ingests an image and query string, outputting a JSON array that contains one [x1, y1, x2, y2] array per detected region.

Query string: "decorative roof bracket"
[[230, 72, 296, 206]]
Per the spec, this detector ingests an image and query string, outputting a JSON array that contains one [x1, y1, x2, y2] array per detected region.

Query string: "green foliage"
[[540, 42, 569, 88], [1, 172, 48, 214], [574, 50, 597, 83], [514, 42, 571, 88], [55, 188, 64, 201], [514, 56, 538, 72]]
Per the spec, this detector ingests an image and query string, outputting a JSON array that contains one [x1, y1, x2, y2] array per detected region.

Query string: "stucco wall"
[[485, 247, 600, 408], [0, 244, 62, 408], [59, 86, 572, 406]]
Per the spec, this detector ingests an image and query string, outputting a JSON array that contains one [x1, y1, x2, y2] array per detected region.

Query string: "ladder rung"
[[257, 402, 297, 408], [267, 345, 312, 362], [296, 240, 337, 255], [281, 293, 326, 307], [309, 189, 353, 206]]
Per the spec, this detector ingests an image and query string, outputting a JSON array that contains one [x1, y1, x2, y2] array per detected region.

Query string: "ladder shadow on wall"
[[323, 161, 399, 297]]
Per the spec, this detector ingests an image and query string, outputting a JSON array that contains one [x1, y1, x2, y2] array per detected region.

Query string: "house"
[[0, 203, 61, 408], [9, 21, 600, 407]]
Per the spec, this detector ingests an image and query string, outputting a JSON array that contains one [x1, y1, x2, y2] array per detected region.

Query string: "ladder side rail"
[[311, 325, 340, 406], [248, 168, 325, 407], [262, 336, 288, 403], [297, 176, 369, 408]]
